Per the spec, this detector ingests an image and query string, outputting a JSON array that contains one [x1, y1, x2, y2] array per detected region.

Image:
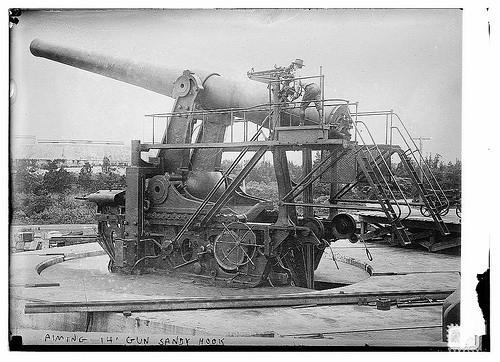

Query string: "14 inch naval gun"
[[30, 39, 454, 289]]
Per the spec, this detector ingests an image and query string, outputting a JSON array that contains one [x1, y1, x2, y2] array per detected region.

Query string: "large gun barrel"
[[30, 39, 272, 123], [30, 39, 339, 125]]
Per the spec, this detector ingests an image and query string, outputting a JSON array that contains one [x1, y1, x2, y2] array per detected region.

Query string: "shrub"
[[11, 193, 96, 225], [42, 167, 75, 193], [245, 181, 278, 203]]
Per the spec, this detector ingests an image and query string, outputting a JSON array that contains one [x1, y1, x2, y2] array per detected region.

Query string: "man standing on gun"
[[289, 59, 323, 126]]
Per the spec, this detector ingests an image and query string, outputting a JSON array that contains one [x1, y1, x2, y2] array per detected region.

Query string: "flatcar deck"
[[358, 210, 460, 232]]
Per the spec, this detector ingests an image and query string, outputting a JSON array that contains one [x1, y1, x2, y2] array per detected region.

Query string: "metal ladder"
[[356, 150, 412, 245], [353, 121, 412, 245], [396, 147, 450, 236], [388, 113, 450, 236]]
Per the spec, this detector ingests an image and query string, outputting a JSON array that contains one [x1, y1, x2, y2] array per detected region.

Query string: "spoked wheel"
[[420, 206, 431, 217], [214, 222, 257, 271], [439, 206, 450, 216], [420, 205, 449, 217]]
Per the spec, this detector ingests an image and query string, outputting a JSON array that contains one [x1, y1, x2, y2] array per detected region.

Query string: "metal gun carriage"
[[30, 38, 454, 289]]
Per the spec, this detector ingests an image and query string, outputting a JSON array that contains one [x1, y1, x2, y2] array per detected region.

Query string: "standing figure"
[[289, 59, 323, 125]]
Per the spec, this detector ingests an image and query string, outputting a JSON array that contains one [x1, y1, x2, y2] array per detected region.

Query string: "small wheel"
[[300, 217, 325, 239], [456, 205, 461, 218], [420, 206, 431, 217], [439, 206, 450, 217], [331, 213, 357, 240]]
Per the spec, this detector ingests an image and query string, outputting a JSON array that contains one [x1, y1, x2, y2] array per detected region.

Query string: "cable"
[[327, 243, 340, 270], [126, 237, 164, 271], [358, 235, 373, 261], [131, 254, 161, 271]]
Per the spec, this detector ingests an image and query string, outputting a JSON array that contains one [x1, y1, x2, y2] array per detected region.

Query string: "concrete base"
[[10, 237, 460, 347]]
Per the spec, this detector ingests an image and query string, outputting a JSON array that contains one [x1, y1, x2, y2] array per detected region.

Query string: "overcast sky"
[[10, 8, 462, 161]]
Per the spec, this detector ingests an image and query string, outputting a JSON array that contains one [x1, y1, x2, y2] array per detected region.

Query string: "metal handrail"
[[391, 126, 445, 209], [390, 113, 449, 210], [353, 120, 412, 220]]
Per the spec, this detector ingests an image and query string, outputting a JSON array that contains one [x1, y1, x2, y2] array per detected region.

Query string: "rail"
[[144, 98, 355, 146], [347, 109, 449, 212], [142, 87, 447, 224], [352, 120, 412, 220], [390, 113, 449, 210]]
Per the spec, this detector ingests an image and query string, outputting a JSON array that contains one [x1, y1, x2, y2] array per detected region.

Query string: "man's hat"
[[292, 58, 304, 68]]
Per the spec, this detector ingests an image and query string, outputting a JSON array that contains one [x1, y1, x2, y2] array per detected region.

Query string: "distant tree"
[[24, 194, 53, 216], [440, 160, 461, 191], [245, 181, 278, 204], [247, 161, 275, 183], [42, 164, 74, 193], [93, 172, 126, 190], [423, 154, 461, 192], [78, 162, 94, 191], [11, 159, 43, 194], [220, 159, 243, 177], [43, 159, 65, 171], [102, 156, 111, 173], [426, 153, 442, 170], [287, 161, 302, 181]]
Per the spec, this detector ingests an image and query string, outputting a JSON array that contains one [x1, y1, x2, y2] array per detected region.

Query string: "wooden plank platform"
[[358, 209, 461, 233]]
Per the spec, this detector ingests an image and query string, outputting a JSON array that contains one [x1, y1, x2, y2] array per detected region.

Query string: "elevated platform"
[[10, 234, 460, 348]]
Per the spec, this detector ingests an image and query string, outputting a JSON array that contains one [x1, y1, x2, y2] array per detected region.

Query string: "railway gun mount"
[[29, 39, 461, 291]]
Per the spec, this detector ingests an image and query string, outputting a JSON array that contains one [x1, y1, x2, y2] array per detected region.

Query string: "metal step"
[[397, 149, 450, 236], [356, 152, 412, 245]]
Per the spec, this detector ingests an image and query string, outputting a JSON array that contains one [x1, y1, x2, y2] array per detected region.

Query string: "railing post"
[[230, 110, 234, 143], [244, 111, 247, 142], [385, 114, 388, 145], [152, 116, 155, 144], [354, 102, 359, 143], [389, 109, 394, 147], [320, 67, 325, 127]]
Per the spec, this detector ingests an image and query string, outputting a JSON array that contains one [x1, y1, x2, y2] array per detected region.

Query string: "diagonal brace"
[[201, 146, 269, 224]]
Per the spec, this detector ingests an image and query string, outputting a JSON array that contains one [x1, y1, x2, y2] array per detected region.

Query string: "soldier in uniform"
[[289, 59, 323, 125]]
